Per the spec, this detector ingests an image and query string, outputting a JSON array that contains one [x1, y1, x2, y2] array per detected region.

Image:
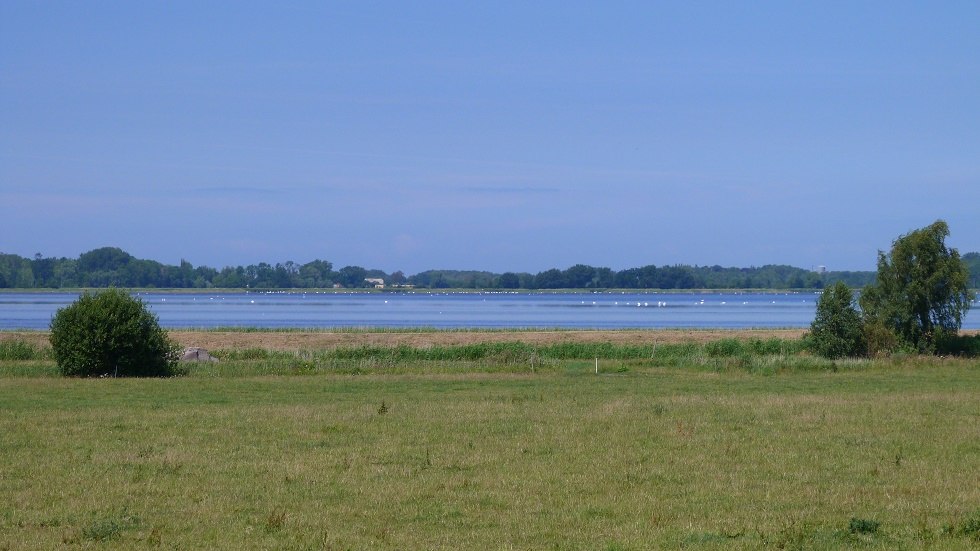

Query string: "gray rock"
[[180, 347, 218, 362]]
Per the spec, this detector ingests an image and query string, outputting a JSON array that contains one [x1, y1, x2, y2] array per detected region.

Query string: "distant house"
[[364, 278, 385, 289]]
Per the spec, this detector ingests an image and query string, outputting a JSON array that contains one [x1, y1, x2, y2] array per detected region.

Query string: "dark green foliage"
[[860, 221, 975, 352], [533, 268, 569, 289], [704, 337, 803, 358], [49, 289, 179, 377], [807, 282, 866, 359], [747, 337, 802, 355], [848, 517, 880, 535], [934, 332, 980, 357], [497, 272, 521, 289], [953, 511, 980, 540]]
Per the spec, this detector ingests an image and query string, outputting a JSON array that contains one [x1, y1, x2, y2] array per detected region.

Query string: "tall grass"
[[179, 338, 835, 378], [0, 337, 830, 378], [0, 340, 50, 361], [213, 338, 806, 363]]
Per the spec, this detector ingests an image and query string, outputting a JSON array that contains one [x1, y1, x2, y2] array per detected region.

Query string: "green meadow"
[[1, 336, 978, 549]]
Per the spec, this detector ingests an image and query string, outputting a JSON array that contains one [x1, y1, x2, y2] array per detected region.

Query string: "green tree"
[[49, 289, 179, 377], [497, 272, 520, 289], [337, 265, 368, 288], [807, 281, 865, 358], [564, 264, 597, 288], [299, 260, 334, 287], [533, 268, 567, 289], [859, 220, 975, 351], [389, 270, 407, 285], [213, 266, 244, 288]]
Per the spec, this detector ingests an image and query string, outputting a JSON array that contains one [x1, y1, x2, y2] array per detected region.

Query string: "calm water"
[[1, 291, 978, 331]]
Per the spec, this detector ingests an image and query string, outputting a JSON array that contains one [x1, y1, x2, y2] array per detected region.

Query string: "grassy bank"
[[1, 333, 978, 549]]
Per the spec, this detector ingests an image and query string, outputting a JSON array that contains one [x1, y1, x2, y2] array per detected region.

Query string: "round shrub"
[[49, 289, 179, 377]]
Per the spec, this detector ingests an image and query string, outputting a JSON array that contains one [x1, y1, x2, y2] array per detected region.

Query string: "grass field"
[[1, 330, 978, 549]]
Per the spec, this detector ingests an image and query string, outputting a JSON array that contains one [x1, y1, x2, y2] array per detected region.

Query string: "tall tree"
[[497, 272, 520, 289], [337, 265, 368, 288], [859, 220, 974, 350]]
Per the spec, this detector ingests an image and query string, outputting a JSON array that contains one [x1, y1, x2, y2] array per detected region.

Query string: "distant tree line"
[[3, 246, 977, 291]]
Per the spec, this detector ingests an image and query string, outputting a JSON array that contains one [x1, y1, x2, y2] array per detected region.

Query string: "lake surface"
[[2, 291, 979, 331]]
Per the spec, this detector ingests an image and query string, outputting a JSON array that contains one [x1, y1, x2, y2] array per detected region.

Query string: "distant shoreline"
[[0, 287, 830, 295]]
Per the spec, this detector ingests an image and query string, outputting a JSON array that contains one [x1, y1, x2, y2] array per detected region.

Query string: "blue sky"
[[2, 1, 978, 274]]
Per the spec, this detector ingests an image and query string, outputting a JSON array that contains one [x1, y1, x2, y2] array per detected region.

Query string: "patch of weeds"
[[61, 530, 80, 545], [960, 516, 980, 539], [81, 510, 141, 542], [848, 517, 880, 535], [264, 510, 286, 533], [914, 517, 936, 546], [147, 526, 163, 547], [378, 401, 388, 415], [290, 359, 317, 374], [157, 458, 183, 475], [944, 510, 980, 541]]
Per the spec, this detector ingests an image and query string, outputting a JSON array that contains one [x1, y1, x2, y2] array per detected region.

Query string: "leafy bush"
[[807, 281, 865, 359], [862, 320, 899, 358], [934, 332, 980, 357], [49, 289, 179, 377]]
